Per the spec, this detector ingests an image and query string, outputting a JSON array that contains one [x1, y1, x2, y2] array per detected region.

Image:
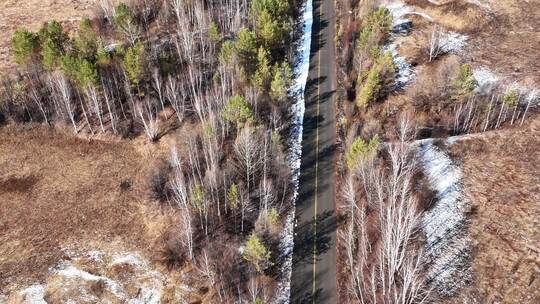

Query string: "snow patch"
[[56, 265, 126, 298], [19, 285, 47, 304], [111, 253, 146, 267], [439, 31, 468, 54], [128, 287, 162, 304], [473, 68, 498, 95], [275, 0, 312, 303], [384, 42, 415, 90], [386, 1, 433, 26], [417, 141, 472, 296]]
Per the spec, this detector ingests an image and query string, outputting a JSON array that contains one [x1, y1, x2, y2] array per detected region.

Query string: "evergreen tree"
[[270, 62, 292, 102], [42, 38, 63, 69], [75, 18, 99, 61], [346, 135, 380, 169], [12, 28, 39, 65], [454, 64, 477, 94], [253, 47, 272, 91], [222, 94, 255, 129], [235, 28, 258, 74], [123, 42, 145, 86], [208, 21, 221, 43], [243, 233, 272, 273]]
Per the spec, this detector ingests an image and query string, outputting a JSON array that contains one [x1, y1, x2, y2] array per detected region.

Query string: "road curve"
[[290, 0, 337, 302]]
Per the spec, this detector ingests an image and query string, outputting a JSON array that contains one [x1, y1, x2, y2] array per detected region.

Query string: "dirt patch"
[[0, 175, 39, 193], [445, 119, 540, 303], [0, 0, 95, 76]]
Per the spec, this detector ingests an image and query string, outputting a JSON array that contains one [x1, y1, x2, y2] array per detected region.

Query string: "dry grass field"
[[0, 124, 145, 290], [0, 124, 205, 301], [0, 0, 95, 76], [445, 119, 540, 303]]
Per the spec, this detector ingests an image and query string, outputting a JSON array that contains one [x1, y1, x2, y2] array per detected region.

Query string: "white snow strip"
[[275, 0, 312, 303], [417, 141, 472, 296], [19, 285, 47, 304]]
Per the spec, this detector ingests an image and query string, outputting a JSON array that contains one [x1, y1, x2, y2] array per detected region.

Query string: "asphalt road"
[[291, 0, 337, 302]]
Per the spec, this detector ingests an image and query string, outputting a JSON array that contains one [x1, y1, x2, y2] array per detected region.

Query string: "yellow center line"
[[312, 1, 322, 301]]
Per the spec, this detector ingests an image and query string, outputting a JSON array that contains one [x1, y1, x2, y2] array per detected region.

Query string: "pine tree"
[[270, 62, 292, 102], [12, 28, 39, 65], [243, 233, 272, 273], [75, 18, 99, 61], [222, 94, 255, 129], [253, 47, 272, 91], [123, 42, 145, 86], [42, 38, 63, 69], [235, 28, 258, 74], [346, 135, 379, 169]]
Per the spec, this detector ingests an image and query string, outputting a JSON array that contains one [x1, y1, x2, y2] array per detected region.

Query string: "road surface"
[[291, 0, 337, 302]]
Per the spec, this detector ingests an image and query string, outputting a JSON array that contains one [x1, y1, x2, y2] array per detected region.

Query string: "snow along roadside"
[[274, 0, 312, 303]]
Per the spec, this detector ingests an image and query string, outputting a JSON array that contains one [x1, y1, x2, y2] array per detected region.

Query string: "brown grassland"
[[0, 123, 188, 297], [446, 119, 540, 303]]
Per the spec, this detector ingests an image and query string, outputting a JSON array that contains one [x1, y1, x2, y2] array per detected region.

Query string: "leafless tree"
[[98, 0, 116, 22], [341, 114, 431, 304], [27, 76, 49, 124], [428, 26, 444, 62], [137, 97, 159, 141], [234, 126, 264, 231], [51, 73, 77, 133], [166, 75, 186, 123], [170, 145, 195, 260], [152, 68, 166, 111], [85, 85, 105, 133]]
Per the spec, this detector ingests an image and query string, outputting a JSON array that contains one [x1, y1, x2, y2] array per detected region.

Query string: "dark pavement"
[[291, 0, 337, 302]]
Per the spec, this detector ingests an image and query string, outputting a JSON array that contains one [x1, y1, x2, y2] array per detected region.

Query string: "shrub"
[[147, 160, 171, 201], [346, 135, 380, 169], [12, 28, 39, 65], [222, 94, 255, 129], [243, 233, 272, 273]]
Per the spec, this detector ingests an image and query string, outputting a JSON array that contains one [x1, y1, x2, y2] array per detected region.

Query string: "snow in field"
[[417, 141, 472, 296], [274, 0, 312, 303], [13, 249, 171, 303], [384, 42, 415, 90], [473, 67, 499, 95], [18, 285, 47, 304], [385, 1, 434, 25], [440, 31, 468, 54]]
